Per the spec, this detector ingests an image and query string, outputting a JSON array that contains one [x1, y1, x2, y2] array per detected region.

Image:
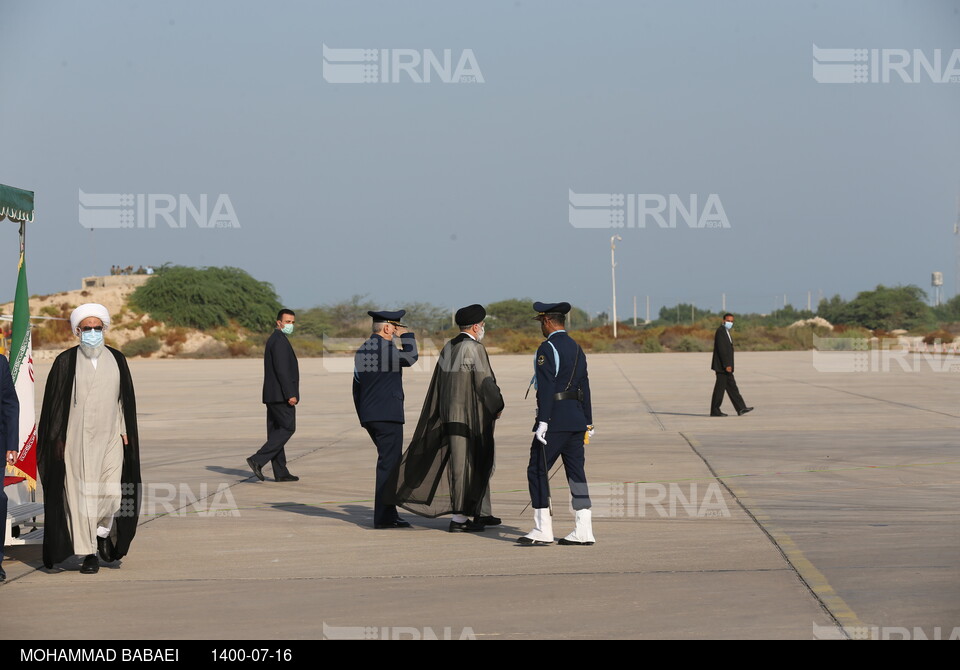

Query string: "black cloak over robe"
[[37, 346, 141, 568], [389, 333, 504, 517]]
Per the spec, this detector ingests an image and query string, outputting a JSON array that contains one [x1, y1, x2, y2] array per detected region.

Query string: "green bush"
[[641, 337, 663, 353], [122, 336, 161, 358], [129, 266, 281, 332], [675, 336, 709, 352]]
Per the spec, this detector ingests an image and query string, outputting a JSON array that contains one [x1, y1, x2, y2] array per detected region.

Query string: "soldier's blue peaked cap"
[[532, 302, 571, 318], [368, 310, 407, 326]]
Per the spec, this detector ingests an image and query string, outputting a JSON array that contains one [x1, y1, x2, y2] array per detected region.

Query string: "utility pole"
[[611, 235, 622, 338]]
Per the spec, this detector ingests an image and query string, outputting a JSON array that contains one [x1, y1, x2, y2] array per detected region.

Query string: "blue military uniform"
[[529, 320, 592, 511], [0, 355, 20, 580], [519, 301, 595, 546], [353, 310, 419, 528]]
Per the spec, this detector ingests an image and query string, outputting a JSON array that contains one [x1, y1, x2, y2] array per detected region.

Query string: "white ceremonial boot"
[[516, 508, 554, 545], [559, 509, 595, 545]]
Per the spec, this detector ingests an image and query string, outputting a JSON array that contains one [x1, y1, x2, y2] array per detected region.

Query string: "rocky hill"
[[1, 275, 243, 360]]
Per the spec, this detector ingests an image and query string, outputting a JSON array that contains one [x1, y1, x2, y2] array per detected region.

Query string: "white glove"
[[535, 421, 548, 445], [587, 425, 595, 439]]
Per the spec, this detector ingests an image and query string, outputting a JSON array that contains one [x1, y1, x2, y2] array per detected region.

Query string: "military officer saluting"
[[353, 310, 419, 529], [518, 302, 596, 546]]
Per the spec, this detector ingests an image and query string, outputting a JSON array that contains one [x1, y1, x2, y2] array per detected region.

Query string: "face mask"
[[81, 330, 104, 347], [281, 324, 294, 335], [724, 321, 733, 330]]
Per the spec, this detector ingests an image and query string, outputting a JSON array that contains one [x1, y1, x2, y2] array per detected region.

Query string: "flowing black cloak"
[[389, 334, 504, 517], [37, 346, 141, 568]]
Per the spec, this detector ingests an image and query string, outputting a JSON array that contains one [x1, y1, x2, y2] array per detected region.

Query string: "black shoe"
[[737, 407, 754, 416], [516, 536, 552, 546], [558, 538, 595, 546], [475, 515, 501, 526], [375, 520, 412, 529], [0, 566, 6, 581], [449, 519, 485, 533], [97, 535, 115, 562], [246, 457, 265, 481], [710, 412, 728, 417], [275, 474, 300, 482], [80, 554, 100, 574]]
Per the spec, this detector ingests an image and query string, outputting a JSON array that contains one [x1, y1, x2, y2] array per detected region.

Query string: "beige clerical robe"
[[62, 351, 125, 556]]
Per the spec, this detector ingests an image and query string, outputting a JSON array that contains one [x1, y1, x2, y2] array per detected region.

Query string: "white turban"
[[70, 303, 111, 333]]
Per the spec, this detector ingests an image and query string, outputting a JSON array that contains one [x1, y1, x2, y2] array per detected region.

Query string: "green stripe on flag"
[[11, 252, 30, 382]]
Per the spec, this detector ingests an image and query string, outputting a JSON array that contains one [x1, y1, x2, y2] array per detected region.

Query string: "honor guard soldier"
[[353, 310, 419, 529], [518, 302, 596, 546]]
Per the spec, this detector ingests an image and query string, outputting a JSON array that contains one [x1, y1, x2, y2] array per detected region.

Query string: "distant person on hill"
[[710, 313, 753, 417]]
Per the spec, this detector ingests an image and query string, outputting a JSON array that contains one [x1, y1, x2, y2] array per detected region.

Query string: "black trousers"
[[527, 430, 591, 511], [365, 421, 403, 526], [0, 485, 7, 560], [711, 371, 746, 414], [251, 402, 295, 478]]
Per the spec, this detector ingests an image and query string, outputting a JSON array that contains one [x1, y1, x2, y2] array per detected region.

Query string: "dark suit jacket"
[[534, 330, 592, 431], [1, 355, 19, 454], [711, 325, 734, 372], [353, 333, 418, 425], [262, 329, 299, 404]]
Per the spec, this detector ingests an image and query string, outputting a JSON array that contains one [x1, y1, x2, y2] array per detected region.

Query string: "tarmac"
[[2, 349, 958, 640]]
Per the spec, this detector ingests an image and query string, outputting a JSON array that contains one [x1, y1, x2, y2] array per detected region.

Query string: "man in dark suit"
[[247, 309, 300, 482], [711, 313, 753, 417], [353, 310, 418, 529], [518, 302, 595, 546], [1, 354, 20, 581]]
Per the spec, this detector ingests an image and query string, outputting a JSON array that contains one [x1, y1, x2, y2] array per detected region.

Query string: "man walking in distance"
[[353, 310, 418, 529], [710, 313, 754, 417], [518, 302, 595, 547], [247, 309, 300, 482]]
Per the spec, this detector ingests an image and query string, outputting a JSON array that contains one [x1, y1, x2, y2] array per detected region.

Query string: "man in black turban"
[[390, 304, 504, 532]]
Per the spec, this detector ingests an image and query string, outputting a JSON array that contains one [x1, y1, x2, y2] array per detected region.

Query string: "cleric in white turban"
[[37, 303, 141, 574]]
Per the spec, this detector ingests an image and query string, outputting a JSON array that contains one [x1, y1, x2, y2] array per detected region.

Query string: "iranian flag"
[[8, 250, 36, 490]]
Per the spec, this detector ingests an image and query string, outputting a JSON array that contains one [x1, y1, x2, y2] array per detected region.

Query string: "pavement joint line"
[[611, 359, 667, 431], [754, 372, 960, 419], [680, 431, 867, 639], [5, 567, 798, 585]]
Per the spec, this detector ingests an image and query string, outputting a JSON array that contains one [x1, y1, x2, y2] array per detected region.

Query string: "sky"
[[1, 0, 959, 319]]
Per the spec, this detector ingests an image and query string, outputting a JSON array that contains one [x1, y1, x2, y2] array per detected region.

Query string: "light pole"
[[611, 235, 622, 338]]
